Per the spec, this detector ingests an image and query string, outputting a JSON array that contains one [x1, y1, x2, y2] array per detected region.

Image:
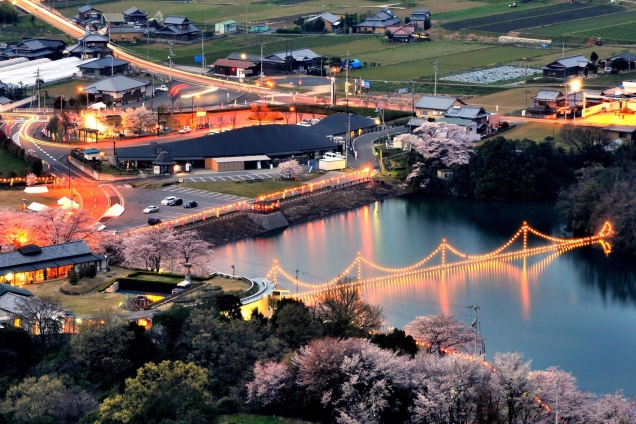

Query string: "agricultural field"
[[527, 10, 636, 38], [562, 18, 636, 44]]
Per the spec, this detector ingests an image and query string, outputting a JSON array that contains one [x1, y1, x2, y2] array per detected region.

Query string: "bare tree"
[[217, 115, 224, 131], [297, 112, 304, 123], [315, 282, 384, 336], [255, 104, 269, 125], [558, 124, 606, 156], [229, 112, 237, 129], [282, 111, 292, 124], [16, 295, 68, 344]]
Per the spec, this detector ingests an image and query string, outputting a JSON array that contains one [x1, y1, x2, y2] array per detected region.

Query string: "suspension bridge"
[[265, 221, 614, 297]]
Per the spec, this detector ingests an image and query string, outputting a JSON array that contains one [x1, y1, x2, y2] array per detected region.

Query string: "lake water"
[[212, 194, 636, 395]]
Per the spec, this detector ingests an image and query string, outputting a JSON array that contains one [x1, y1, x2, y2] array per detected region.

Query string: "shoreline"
[[194, 178, 409, 247]]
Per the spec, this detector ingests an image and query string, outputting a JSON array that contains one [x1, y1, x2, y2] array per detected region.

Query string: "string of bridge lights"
[[264, 221, 613, 297]]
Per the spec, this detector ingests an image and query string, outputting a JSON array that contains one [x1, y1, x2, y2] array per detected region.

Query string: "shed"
[[83, 148, 102, 160], [250, 23, 269, 33], [215, 20, 237, 35], [206, 155, 270, 172], [152, 151, 177, 174]]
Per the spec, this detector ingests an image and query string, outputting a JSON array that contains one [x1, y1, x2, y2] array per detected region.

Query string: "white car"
[[310, 118, 321, 124], [143, 205, 160, 214], [297, 121, 312, 127], [160, 196, 177, 205], [178, 126, 191, 134], [155, 85, 169, 92]]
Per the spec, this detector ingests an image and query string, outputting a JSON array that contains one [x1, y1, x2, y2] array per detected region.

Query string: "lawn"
[[0, 187, 68, 211], [0, 146, 29, 177], [469, 87, 556, 115], [219, 415, 314, 424], [500, 121, 561, 143], [0, 14, 70, 43], [182, 173, 326, 199]]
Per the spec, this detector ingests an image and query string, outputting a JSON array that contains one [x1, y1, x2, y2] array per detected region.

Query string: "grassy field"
[[0, 187, 67, 211], [500, 121, 561, 142], [0, 147, 29, 177], [0, 14, 70, 43], [182, 172, 325, 198]]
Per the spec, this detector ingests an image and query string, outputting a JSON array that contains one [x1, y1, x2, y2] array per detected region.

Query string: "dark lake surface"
[[213, 194, 636, 395]]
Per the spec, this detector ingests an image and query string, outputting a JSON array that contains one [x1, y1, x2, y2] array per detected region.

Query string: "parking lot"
[[107, 171, 287, 231]]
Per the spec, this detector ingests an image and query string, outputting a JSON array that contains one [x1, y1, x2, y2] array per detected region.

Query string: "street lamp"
[[290, 105, 296, 123], [78, 86, 88, 109], [570, 79, 582, 122]]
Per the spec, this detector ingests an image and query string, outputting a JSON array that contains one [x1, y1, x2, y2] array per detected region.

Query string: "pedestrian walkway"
[[176, 172, 284, 182]]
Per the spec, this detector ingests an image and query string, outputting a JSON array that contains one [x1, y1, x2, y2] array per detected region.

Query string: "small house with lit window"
[[0, 242, 106, 286], [212, 58, 259, 78]]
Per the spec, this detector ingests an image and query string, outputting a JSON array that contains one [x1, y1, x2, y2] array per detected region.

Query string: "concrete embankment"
[[194, 179, 406, 246]]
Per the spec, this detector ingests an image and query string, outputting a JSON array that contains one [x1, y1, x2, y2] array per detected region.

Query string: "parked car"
[[184, 200, 198, 208], [155, 85, 169, 92], [206, 130, 219, 135], [178, 126, 191, 134], [197, 123, 211, 130], [310, 118, 321, 125], [148, 217, 162, 225], [167, 198, 183, 206], [143, 205, 160, 214], [160, 196, 177, 205], [297, 121, 312, 127]]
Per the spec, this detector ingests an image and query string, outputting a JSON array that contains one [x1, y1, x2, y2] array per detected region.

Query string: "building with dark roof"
[[410, 9, 431, 30], [306, 12, 341, 32], [81, 75, 152, 104], [0, 241, 105, 286], [527, 90, 566, 119], [74, 5, 102, 27], [0, 38, 66, 61], [123, 6, 148, 24], [108, 26, 146, 43], [443, 105, 499, 135], [311, 113, 378, 139], [415, 95, 465, 118], [261, 48, 322, 74], [156, 15, 201, 41], [66, 34, 112, 59], [543, 55, 592, 79], [78, 57, 130, 77], [115, 124, 347, 170], [599, 52, 636, 71], [212, 58, 259, 77], [152, 151, 178, 174], [355, 9, 401, 34]]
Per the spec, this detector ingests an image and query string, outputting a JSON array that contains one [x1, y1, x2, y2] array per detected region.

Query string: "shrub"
[[86, 264, 97, 278], [69, 269, 78, 285], [216, 397, 240, 415]]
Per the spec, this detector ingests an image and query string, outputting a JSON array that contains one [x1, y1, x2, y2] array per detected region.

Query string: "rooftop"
[[415, 95, 462, 111], [311, 113, 376, 136], [82, 75, 151, 93], [0, 241, 103, 277]]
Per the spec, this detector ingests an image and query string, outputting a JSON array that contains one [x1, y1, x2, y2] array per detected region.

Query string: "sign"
[[153, 166, 160, 175], [397, 88, 409, 94], [194, 55, 203, 63], [179, 178, 184, 183], [362, 80, 370, 89], [196, 111, 206, 117]]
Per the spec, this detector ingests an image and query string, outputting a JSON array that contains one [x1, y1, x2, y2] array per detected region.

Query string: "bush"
[[216, 397, 240, 415], [275, 27, 301, 34], [86, 264, 97, 278], [68, 269, 78, 286]]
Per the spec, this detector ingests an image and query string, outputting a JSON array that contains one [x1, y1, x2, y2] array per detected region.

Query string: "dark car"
[[184, 200, 198, 209], [148, 217, 162, 226], [167, 198, 183, 206]]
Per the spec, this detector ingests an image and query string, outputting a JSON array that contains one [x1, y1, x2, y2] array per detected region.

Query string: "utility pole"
[[168, 43, 174, 81], [468, 304, 480, 358], [36, 68, 41, 110], [433, 61, 439, 96], [411, 79, 415, 116], [245, 0, 248, 34], [295, 268, 299, 296], [201, 32, 205, 73], [524, 64, 528, 107], [146, 20, 150, 58], [346, 98, 350, 170], [260, 43, 265, 77], [345, 51, 350, 100]]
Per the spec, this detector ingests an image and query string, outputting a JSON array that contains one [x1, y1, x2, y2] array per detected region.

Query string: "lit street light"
[[570, 79, 582, 122]]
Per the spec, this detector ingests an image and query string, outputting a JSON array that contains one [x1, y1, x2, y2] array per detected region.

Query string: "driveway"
[[351, 126, 407, 169]]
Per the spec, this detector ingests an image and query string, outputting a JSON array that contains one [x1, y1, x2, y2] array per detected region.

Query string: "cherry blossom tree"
[[30, 208, 103, 249], [489, 352, 536, 424], [246, 361, 293, 408], [588, 391, 636, 424], [25, 173, 37, 187], [278, 159, 303, 179], [529, 367, 592, 424], [0, 207, 36, 250], [121, 105, 156, 134], [404, 313, 474, 356], [163, 230, 212, 275], [395, 122, 474, 168]]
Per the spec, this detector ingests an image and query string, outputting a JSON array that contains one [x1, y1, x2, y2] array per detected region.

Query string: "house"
[[81, 75, 152, 104], [66, 34, 112, 59], [543, 55, 593, 79], [212, 58, 259, 78], [115, 124, 353, 170], [156, 16, 201, 41], [385, 24, 415, 42], [261, 48, 322, 74], [415, 95, 465, 118], [437, 117, 480, 141], [599, 52, 636, 72], [527, 90, 565, 119], [83, 148, 102, 160], [602, 125, 636, 141], [108, 26, 146, 43], [436, 168, 453, 180], [0, 38, 66, 61], [214, 20, 237, 35], [74, 5, 102, 27], [355, 8, 401, 33], [152, 151, 178, 174], [250, 23, 269, 33], [78, 57, 130, 76], [0, 241, 106, 286], [443, 105, 499, 135], [310, 113, 378, 139], [410, 9, 431, 30], [102, 12, 125, 28], [307, 12, 341, 32], [123, 6, 148, 24]]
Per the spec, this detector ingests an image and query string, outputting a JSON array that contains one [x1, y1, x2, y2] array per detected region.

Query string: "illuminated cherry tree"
[[588, 391, 636, 424], [246, 361, 293, 407], [121, 105, 156, 134], [529, 367, 592, 424], [26, 173, 37, 187], [404, 313, 474, 356], [278, 160, 303, 179], [395, 122, 474, 167]]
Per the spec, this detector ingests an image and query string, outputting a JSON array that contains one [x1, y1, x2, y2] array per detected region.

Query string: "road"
[[352, 126, 407, 168]]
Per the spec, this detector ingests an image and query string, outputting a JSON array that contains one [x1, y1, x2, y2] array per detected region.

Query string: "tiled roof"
[[444, 105, 488, 119], [0, 241, 98, 274], [0, 283, 32, 297], [534, 90, 563, 100], [123, 7, 146, 16], [156, 24, 200, 35], [78, 5, 100, 13], [606, 51, 636, 62], [164, 15, 189, 25], [78, 57, 129, 69], [310, 113, 376, 136], [227, 52, 261, 62], [415, 95, 461, 111], [356, 8, 401, 27], [103, 13, 125, 23], [265, 48, 321, 63], [78, 34, 110, 43], [544, 55, 592, 69], [410, 9, 430, 19], [437, 117, 474, 126], [82, 75, 150, 93]]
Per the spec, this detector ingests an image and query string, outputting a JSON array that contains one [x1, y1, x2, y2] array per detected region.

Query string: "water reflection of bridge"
[[265, 221, 613, 300]]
